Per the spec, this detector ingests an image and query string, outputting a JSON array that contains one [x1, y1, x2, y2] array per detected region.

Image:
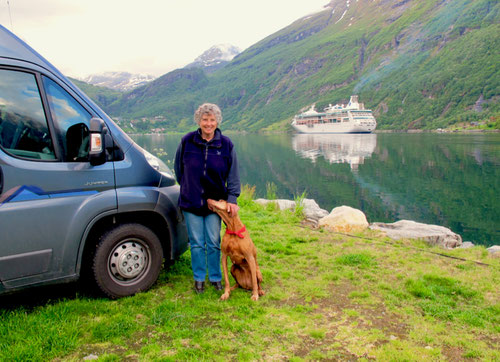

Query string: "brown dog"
[[207, 199, 264, 301]]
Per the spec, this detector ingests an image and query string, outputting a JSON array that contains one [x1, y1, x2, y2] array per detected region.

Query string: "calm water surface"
[[132, 133, 500, 246]]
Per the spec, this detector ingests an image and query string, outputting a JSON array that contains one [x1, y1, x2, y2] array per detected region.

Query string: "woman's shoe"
[[194, 281, 205, 293], [211, 281, 223, 291]]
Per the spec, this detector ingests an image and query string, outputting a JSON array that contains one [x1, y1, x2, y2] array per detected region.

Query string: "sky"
[[1, 0, 329, 78]]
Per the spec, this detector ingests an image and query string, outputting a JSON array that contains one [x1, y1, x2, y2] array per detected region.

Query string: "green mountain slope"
[[69, 77, 122, 108], [103, 0, 499, 131]]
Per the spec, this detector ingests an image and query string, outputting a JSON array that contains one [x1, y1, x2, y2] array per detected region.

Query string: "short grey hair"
[[194, 103, 222, 125]]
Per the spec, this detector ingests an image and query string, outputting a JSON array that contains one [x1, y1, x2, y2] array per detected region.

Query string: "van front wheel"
[[92, 224, 163, 298]]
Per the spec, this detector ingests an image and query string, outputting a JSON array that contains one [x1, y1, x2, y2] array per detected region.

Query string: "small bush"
[[405, 274, 478, 300], [293, 190, 307, 218], [266, 182, 277, 200], [404, 274, 496, 328], [349, 291, 371, 299], [238, 184, 256, 207], [335, 253, 376, 268]]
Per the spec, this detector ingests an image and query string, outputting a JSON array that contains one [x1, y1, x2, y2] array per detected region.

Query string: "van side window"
[[0, 69, 56, 160], [43, 76, 92, 162]]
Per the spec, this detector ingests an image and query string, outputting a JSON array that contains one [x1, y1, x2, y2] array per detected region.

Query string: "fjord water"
[[132, 133, 499, 246]]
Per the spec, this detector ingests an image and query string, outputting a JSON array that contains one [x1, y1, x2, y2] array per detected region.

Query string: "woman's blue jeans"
[[183, 211, 222, 282]]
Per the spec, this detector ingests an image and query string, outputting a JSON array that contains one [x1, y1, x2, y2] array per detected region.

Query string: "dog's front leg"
[[247, 254, 260, 301], [220, 252, 231, 300]]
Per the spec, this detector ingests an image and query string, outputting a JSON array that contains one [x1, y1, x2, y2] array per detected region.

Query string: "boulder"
[[487, 245, 500, 254], [318, 205, 369, 233], [369, 220, 462, 248], [255, 198, 296, 210], [301, 199, 329, 226], [254, 198, 329, 226], [459, 241, 475, 249]]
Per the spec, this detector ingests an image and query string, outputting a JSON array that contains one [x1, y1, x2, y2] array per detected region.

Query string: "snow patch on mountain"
[[184, 44, 241, 73]]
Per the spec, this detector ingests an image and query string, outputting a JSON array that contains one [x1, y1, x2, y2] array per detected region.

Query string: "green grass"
[[1, 195, 499, 360], [265, 181, 278, 200]]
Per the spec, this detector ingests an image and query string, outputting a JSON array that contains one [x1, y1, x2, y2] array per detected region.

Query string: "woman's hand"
[[207, 199, 215, 211], [227, 202, 239, 215]]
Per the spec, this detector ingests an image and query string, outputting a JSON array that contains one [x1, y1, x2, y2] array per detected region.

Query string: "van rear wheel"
[[92, 224, 163, 298]]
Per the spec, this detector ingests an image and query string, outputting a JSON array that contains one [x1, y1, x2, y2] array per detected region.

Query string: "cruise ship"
[[291, 95, 377, 134]]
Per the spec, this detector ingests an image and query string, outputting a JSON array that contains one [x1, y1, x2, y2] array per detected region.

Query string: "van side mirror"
[[89, 117, 108, 166]]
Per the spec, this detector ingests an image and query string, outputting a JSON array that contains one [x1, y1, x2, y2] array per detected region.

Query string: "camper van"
[[0, 25, 188, 298]]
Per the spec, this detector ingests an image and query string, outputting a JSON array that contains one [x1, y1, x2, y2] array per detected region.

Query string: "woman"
[[174, 103, 240, 294]]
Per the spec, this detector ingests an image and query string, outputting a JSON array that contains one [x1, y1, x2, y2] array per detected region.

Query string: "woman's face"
[[199, 112, 218, 140]]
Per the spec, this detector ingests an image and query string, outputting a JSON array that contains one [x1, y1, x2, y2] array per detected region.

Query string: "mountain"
[[102, 0, 499, 131], [80, 71, 155, 91], [184, 44, 241, 73], [69, 77, 122, 108]]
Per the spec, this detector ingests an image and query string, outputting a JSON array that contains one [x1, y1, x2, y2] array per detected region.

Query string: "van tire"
[[92, 223, 163, 298]]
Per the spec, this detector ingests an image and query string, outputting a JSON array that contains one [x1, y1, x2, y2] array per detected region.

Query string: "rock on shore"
[[254, 198, 329, 226], [369, 220, 462, 249], [487, 245, 500, 255], [318, 205, 369, 233]]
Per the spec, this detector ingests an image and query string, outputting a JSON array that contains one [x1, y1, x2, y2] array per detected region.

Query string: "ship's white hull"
[[292, 95, 377, 134], [291, 121, 375, 134]]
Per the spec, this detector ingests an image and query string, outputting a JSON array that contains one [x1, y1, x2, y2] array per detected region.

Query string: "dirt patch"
[[440, 345, 465, 361], [289, 281, 409, 359]]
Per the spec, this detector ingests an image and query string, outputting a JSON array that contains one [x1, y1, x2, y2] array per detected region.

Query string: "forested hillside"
[[70, 78, 123, 109], [91, 0, 499, 131]]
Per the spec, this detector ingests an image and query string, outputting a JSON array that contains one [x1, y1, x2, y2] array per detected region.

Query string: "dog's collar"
[[225, 225, 246, 238]]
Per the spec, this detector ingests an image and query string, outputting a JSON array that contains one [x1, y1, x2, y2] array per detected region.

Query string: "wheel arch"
[[78, 210, 173, 276]]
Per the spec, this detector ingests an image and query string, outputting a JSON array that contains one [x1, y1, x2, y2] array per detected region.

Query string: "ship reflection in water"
[[292, 133, 377, 171]]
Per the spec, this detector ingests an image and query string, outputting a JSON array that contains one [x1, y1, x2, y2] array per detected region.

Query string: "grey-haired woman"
[[174, 103, 240, 294]]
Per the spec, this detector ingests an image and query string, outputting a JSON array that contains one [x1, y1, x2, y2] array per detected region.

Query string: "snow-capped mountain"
[[80, 71, 156, 91], [185, 44, 241, 73]]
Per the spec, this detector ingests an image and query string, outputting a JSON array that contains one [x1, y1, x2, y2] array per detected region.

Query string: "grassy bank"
[[1, 189, 499, 361]]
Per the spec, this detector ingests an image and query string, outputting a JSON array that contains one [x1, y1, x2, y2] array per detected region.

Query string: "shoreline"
[[255, 197, 499, 250], [375, 129, 500, 134], [127, 128, 500, 136]]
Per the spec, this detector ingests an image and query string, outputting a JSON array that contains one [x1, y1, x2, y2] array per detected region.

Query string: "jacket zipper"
[[201, 144, 208, 206]]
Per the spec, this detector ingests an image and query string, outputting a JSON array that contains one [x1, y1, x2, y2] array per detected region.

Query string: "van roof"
[[0, 25, 64, 78]]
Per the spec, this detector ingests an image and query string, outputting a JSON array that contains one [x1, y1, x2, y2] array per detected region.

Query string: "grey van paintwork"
[[0, 25, 188, 294]]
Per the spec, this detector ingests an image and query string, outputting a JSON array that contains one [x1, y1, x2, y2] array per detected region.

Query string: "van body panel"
[[116, 187, 160, 212], [0, 249, 52, 280], [0, 274, 80, 294], [156, 185, 188, 259], [0, 148, 116, 193], [113, 144, 162, 189], [0, 149, 117, 282]]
